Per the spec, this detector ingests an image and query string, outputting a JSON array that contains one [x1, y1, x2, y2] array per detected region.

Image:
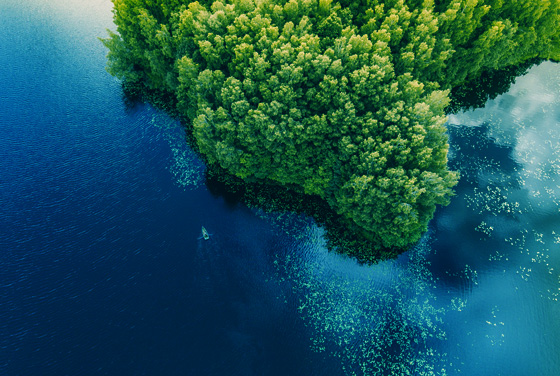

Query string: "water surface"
[[0, 1, 558, 375]]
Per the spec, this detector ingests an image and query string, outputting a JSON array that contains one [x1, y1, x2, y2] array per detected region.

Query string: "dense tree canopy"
[[102, 0, 560, 251]]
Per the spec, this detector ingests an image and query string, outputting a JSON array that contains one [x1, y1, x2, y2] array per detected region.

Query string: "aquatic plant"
[[101, 0, 559, 253]]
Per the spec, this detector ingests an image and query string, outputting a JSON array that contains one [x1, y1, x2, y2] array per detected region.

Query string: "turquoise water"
[[0, 0, 558, 375]]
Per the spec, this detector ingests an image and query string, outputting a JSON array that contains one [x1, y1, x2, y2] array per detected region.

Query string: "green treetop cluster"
[[102, 0, 560, 251]]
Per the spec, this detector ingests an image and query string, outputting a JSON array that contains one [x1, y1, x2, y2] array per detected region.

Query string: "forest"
[[101, 0, 560, 254]]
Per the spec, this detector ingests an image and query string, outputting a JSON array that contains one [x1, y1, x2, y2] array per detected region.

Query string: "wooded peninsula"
[[102, 0, 560, 254]]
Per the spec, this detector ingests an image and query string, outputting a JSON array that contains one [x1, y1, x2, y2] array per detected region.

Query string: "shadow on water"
[[204, 166, 402, 264], [446, 58, 542, 114]]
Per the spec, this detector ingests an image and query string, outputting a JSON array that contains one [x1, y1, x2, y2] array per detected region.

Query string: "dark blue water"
[[1, 1, 558, 375]]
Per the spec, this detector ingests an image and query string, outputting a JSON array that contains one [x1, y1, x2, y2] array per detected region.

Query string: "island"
[[101, 0, 560, 259]]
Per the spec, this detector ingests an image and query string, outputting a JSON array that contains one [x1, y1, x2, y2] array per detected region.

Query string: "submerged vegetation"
[[101, 0, 560, 256]]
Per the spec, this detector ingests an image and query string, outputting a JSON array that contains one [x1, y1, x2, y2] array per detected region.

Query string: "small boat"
[[201, 226, 210, 240]]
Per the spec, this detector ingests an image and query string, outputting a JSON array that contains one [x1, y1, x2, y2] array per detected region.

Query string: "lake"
[[0, 0, 558, 375]]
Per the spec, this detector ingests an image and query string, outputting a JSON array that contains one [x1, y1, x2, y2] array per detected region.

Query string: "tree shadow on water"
[[446, 58, 542, 114], [204, 166, 402, 265]]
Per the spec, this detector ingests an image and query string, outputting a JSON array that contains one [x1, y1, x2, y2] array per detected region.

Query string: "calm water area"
[[0, 0, 558, 375]]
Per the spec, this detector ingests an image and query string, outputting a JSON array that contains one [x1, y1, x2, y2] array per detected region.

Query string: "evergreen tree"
[[101, 0, 559, 252]]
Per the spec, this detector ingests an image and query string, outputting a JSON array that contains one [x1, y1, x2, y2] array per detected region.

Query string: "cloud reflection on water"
[[272, 62, 560, 375]]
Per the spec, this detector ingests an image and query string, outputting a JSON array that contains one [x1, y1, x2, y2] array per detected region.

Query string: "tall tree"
[[102, 0, 559, 253]]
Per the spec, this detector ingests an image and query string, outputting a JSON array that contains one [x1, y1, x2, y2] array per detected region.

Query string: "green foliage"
[[101, 0, 559, 254]]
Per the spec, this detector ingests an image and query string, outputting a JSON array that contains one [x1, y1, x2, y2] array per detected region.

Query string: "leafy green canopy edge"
[[101, 0, 560, 256]]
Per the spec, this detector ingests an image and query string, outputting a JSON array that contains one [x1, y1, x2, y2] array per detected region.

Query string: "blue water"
[[1, 1, 558, 375]]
